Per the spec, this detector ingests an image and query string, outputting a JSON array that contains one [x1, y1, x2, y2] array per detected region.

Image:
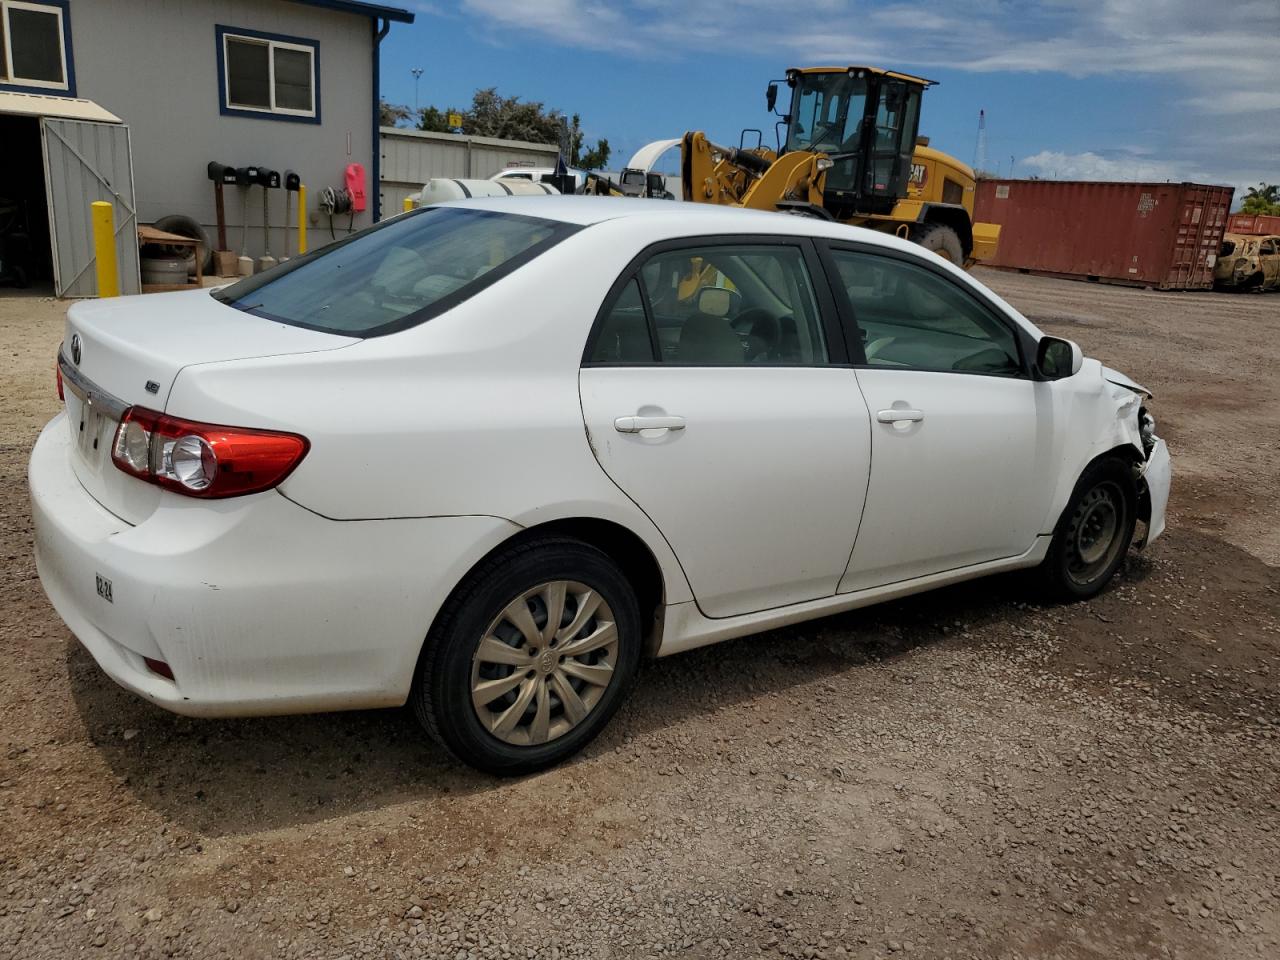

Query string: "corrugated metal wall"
[[379, 127, 561, 213], [40, 118, 141, 297]]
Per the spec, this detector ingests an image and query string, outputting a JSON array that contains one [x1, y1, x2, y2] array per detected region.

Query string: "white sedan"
[[29, 198, 1170, 774]]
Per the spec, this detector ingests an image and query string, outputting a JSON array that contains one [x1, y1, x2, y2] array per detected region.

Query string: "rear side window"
[[214, 207, 577, 337], [589, 279, 654, 363], [588, 243, 830, 366]]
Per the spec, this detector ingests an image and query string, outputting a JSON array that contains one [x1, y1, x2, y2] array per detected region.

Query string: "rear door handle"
[[876, 408, 924, 424], [614, 415, 686, 433]]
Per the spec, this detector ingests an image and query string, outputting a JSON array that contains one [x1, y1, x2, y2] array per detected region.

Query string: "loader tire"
[[913, 222, 964, 264]]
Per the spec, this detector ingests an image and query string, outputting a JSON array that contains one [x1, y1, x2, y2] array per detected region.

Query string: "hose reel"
[[319, 186, 355, 239]]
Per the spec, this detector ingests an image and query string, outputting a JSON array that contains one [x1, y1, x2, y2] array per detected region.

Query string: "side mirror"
[[1036, 336, 1083, 380], [766, 83, 778, 114]]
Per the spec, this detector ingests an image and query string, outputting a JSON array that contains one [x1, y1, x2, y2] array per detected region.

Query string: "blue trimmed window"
[[0, 0, 75, 95], [216, 25, 320, 124]]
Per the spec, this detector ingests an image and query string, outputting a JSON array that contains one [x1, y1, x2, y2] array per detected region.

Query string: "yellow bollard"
[[402, 196, 414, 213], [90, 201, 119, 298], [297, 183, 308, 255]]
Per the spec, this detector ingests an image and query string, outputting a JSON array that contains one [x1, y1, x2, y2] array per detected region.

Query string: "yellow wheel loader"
[[673, 66, 1000, 266]]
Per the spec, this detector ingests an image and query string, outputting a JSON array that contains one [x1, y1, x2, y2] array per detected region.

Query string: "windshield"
[[785, 73, 868, 154], [213, 207, 577, 337]]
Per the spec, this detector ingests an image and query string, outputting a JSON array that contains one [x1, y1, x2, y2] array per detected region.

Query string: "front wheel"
[[1035, 458, 1137, 602], [412, 538, 642, 775]]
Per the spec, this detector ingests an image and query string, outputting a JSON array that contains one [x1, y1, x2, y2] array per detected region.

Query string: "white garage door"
[[41, 117, 140, 297]]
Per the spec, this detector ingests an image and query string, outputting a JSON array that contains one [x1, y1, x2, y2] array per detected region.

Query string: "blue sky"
[[380, 1, 1279, 195]]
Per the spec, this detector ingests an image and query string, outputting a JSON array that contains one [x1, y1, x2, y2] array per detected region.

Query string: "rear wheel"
[[412, 538, 642, 775], [913, 222, 964, 264], [1035, 458, 1137, 602]]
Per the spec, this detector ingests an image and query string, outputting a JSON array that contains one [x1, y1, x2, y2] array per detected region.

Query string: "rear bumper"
[[29, 413, 519, 717]]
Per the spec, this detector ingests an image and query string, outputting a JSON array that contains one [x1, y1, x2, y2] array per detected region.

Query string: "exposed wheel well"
[[1085, 444, 1148, 523]]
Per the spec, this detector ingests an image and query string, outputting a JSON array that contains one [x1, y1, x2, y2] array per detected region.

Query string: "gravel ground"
[[1, 272, 1277, 960]]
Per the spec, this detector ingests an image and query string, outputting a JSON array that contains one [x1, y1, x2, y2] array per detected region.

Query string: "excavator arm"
[[680, 132, 828, 212]]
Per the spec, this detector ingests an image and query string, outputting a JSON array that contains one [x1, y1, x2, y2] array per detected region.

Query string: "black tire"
[[412, 537, 642, 775], [913, 222, 964, 264], [1035, 457, 1137, 602], [152, 214, 213, 274]]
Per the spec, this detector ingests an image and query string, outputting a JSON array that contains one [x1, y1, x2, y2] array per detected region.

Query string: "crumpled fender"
[[1036, 359, 1153, 536], [1102, 365, 1153, 399]]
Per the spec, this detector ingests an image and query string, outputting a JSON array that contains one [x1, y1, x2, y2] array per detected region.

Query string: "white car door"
[[579, 238, 872, 619], [822, 245, 1050, 593]]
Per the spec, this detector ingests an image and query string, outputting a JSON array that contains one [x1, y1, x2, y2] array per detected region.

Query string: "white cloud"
[[1185, 91, 1280, 115], [459, 0, 1277, 82], [1020, 150, 1181, 182], [453, 0, 1279, 191]]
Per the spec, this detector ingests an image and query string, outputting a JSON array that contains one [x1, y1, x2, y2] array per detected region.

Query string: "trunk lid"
[[60, 289, 356, 524]]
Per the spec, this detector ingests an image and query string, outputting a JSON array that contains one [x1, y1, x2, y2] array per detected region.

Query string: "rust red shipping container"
[[1226, 212, 1280, 236], [974, 180, 1235, 290]]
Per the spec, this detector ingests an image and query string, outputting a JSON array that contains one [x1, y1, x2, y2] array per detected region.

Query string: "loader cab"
[[778, 66, 930, 217]]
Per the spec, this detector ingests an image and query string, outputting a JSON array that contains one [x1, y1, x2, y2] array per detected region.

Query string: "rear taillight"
[[111, 407, 308, 498], [56, 360, 64, 401]]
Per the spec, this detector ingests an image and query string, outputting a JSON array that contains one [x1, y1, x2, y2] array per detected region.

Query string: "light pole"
[[411, 68, 424, 112]]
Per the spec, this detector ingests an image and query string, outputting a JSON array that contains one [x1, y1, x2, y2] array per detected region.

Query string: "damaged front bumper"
[[1137, 437, 1170, 547], [1101, 366, 1169, 548]]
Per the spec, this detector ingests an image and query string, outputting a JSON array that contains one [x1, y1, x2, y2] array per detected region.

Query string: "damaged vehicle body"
[[29, 198, 1170, 774], [1215, 233, 1280, 291]]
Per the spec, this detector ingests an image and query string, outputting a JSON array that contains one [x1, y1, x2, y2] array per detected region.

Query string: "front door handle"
[[614, 415, 686, 434], [876, 408, 924, 424]]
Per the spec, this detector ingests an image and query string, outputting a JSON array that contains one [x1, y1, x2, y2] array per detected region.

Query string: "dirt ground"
[[1, 271, 1277, 960]]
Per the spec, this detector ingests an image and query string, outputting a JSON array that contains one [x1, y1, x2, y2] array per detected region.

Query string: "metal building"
[[378, 127, 562, 214], [0, 0, 414, 296]]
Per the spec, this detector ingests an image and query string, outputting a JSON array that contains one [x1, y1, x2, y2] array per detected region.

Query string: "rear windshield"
[[213, 207, 577, 337]]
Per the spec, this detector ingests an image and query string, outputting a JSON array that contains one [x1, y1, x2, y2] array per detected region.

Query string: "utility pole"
[[411, 68, 424, 112], [973, 109, 987, 174]]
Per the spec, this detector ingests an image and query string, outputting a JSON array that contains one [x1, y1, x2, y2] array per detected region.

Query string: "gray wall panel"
[[67, 0, 377, 264]]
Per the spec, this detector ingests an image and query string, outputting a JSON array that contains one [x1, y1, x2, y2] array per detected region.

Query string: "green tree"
[[379, 99, 413, 128], [407, 88, 611, 169], [1241, 182, 1280, 216], [416, 105, 461, 134]]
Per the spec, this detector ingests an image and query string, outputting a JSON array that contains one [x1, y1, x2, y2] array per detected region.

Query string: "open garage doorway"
[[0, 93, 139, 297], [0, 114, 52, 293]]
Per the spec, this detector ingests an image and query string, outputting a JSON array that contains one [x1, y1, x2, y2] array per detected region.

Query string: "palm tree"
[[1245, 183, 1280, 204], [1241, 182, 1280, 216]]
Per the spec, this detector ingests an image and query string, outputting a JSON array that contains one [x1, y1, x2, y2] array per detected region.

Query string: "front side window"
[[214, 207, 576, 337], [218, 26, 317, 120], [830, 249, 1022, 376], [0, 0, 71, 92], [589, 244, 829, 366]]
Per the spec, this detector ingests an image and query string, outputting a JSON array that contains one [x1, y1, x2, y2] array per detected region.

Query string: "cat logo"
[[908, 163, 928, 188]]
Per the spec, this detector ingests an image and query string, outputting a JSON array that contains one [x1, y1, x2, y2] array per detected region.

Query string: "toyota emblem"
[[70, 333, 82, 365]]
